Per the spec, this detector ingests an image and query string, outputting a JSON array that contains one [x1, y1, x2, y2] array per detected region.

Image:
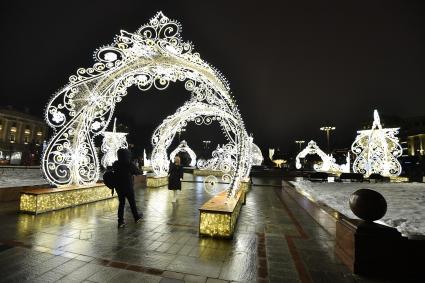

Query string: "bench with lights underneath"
[[193, 169, 224, 177], [199, 188, 244, 238], [19, 183, 116, 214], [146, 175, 168, 187]]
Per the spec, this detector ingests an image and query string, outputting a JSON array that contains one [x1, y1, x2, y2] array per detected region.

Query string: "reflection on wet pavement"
[[0, 175, 363, 282]]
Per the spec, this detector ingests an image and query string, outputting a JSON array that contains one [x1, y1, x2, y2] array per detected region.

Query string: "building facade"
[[0, 107, 47, 165], [403, 116, 425, 157]]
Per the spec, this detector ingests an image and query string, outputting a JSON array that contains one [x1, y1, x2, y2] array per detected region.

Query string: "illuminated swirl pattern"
[[101, 132, 128, 168], [42, 12, 252, 197]]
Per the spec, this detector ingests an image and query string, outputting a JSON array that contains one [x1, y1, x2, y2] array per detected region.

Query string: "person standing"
[[168, 156, 184, 203], [113, 148, 143, 228]]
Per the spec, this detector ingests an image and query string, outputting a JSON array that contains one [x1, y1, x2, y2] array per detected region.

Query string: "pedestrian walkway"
[[0, 176, 368, 282]]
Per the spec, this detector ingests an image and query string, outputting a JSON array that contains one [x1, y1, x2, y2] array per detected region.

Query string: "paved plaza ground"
[[0, 176, 372, 283]]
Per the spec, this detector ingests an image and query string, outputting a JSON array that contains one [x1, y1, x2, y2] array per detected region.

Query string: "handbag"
[[103, 170, 117, 196]]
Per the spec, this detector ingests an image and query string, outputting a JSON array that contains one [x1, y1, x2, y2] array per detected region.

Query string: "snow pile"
[[290, 180, 425, 236], [0, 167, 47, 188]]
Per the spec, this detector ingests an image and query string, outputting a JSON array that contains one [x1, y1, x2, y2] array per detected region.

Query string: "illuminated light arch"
[[351, 110, 402, 177], [296, 140, 350, 173], [150, 100, 250, 186], [169, 140, 197, 167], [42, 12, 251, 197]]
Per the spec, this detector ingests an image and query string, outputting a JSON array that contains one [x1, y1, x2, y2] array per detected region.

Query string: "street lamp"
[[202, 140, 211, 149], [320, 126, 335, 153], [295, 140, 305, 152]]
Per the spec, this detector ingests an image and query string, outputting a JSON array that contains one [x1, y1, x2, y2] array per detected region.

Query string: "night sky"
[[1, 1, 424, 155]]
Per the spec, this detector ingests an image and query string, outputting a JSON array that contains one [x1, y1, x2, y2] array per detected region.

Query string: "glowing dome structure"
[[351, 110, 402, 177]]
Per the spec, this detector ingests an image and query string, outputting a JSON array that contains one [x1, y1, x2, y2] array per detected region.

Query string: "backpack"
[[103, 170, 117, 196]]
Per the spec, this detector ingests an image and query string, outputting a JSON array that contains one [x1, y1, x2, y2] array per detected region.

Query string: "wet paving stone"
[[167, 254, 223, 278], [0, 176, 364, 282], [219, 251, 257, 281]]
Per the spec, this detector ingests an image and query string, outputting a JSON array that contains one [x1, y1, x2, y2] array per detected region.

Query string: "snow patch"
[[290, 180, 425, 236]]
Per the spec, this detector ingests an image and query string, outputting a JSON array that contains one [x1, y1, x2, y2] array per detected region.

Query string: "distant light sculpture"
[[170, 140, 197, 167], [250, 142, 263, 166], [351, 110, 402, 177], [143, 149, 151, 167], [271, 148, 286, 168], [296, 140, 350, 173], [268, 148, 285, 168], [101, 118, 128, 168], [269, 149, 275, 162], [42, 12, 251, 197]]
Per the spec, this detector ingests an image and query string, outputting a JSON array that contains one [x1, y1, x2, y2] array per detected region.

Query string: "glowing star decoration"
[[296, 140, 350, 173], [170, 140, 197, 167], [100, 118, 128, 168], [351, 110, 402, 177], [41, 12, 252, 198]]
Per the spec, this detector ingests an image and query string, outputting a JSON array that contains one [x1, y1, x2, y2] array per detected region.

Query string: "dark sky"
[[1, 0, 424, 154]]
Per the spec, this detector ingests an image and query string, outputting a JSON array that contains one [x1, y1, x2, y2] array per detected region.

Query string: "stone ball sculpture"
[[349, 189, 387, 222]]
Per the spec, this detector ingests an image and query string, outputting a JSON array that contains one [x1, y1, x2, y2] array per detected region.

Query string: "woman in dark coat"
[[168, 156, 184, 202], [112, 148, 142, 227]]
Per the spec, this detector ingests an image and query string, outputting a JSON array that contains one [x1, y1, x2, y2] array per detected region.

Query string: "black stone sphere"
[[349, 189, 387, 222]]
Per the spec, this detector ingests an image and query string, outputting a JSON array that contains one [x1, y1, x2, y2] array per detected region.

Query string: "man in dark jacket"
[[113, 148, 142, 228]]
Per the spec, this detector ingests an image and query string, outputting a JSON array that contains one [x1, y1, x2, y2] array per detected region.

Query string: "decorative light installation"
[[100, 118, 128, 168], [41, 12, 252, 198], [197, 143, 236, 183], [149, 99, 252, 192], [296, 140, 350, 173], [250, 140, 263, 166], [169, 140, 197, 166], [269, 149, 275, 161], [351, 110, 402, 177], [269, 148, 286, 168], [143, 149, 151, 167]]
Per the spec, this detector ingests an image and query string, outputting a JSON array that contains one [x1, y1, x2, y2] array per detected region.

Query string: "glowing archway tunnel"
[[42, 12, 252, 197], [169, 140, 197, 167]]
